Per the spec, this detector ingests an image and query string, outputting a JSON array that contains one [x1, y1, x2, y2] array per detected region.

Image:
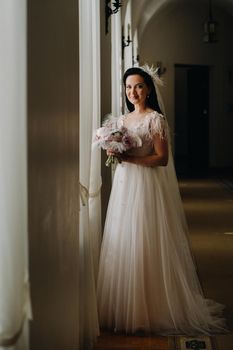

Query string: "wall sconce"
[[156, 61, 166, 76], [122, 24, 132, 59], [105, 0, 122, 34], [203, 0, 218, 43]]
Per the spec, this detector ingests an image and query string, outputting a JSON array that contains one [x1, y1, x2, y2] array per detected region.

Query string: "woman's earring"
[[147, 95, 150, 99]]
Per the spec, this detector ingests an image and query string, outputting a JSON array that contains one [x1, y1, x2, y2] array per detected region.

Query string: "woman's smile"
[[125, 74, 150, 107]]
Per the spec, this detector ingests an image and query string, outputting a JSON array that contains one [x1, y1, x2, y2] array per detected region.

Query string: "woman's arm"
[[121, 134, 168, 167]]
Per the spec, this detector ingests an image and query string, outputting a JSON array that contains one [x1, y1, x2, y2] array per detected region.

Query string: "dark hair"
[[123, 67, 162, 113]]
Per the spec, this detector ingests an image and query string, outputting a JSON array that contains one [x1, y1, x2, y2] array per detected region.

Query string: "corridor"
[[94, 176, 233, 350], [3, 0, 233, 348]]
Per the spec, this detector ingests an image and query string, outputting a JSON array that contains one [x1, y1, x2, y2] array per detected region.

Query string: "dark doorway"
[[175, 64, 209, 176]]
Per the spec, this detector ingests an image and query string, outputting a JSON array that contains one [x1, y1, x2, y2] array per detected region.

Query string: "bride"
[[97, 65, 227, 336]]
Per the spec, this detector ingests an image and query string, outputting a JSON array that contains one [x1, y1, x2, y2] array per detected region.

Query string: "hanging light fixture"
[[203, 0, 218, 43]]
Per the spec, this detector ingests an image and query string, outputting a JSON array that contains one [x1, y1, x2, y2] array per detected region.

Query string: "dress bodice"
[[117, 111, 168, 157]]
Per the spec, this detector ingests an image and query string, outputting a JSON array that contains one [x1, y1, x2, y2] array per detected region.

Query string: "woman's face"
[[125, 74, 150, 107]]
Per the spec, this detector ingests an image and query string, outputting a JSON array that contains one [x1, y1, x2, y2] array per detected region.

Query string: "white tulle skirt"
[[97, 156, 227, 336]]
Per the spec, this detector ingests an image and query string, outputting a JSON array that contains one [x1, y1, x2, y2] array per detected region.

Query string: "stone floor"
[[94, 176, 233, 350]]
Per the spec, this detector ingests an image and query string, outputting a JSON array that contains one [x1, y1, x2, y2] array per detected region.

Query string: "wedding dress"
[[97, 111, 226, 335]]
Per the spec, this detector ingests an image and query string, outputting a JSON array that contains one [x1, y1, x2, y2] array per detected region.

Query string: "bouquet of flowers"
[[93, 116, 142, 166]]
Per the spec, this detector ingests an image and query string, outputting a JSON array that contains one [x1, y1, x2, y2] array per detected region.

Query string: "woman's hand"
[[105, 149, 122, 166], [119, 152, 129, 162], [106, 149, 120, 157], [120, 134, 168, 167]]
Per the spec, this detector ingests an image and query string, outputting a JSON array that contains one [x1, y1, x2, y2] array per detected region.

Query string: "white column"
[[111, 7, 122, 117], [123, 0, 133, 71], [0, 1, 30, 349], [133, 29, 139, 67], [79, 0, 100, 348]]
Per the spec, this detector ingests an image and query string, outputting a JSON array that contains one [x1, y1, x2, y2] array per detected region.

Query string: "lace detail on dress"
[[120, 111, 168, 141], [117, 115, 125, 128], [147, 112, 168, 140]]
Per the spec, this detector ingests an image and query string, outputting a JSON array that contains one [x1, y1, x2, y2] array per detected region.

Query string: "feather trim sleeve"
[[148, 112, 169, 140]]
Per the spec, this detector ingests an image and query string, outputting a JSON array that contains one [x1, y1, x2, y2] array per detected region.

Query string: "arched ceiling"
[[122, 0, 233, 38]]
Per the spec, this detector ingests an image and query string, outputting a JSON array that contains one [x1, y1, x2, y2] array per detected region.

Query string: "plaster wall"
[[100, 1, 112, 224], [140, 3, 233, 167], [28, 1, 80, 348]]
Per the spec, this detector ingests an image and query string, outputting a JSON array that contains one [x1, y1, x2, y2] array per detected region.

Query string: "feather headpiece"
[[140, 64, 166, 115], [140, 64, 164, 87]]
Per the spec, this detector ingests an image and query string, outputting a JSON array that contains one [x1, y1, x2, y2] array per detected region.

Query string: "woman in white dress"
[[97, 66, 227, 336]]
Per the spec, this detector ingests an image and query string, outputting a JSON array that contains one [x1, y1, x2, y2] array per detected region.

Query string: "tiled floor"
[[94, 177, 233, 350], [94, 333, 220, 350]]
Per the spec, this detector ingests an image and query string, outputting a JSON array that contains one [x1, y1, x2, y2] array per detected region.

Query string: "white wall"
[[140, 2, 233, 167]]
